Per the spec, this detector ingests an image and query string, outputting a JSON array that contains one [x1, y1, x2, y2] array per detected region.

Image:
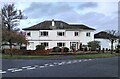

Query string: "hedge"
[[3, 49, 52, 55]]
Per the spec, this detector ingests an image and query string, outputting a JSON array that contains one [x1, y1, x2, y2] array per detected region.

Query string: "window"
[[57, 32, 65, 36], [86, 32, 90, 37], [41, 31, 48, 36], [27, 32, 31, 36], [57, 42, 65, 47], [74, 32, 79, 36], [41, 42, 49, 47]]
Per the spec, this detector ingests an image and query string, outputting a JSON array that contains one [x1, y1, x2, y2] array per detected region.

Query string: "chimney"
[[52, 19, 55, 26]]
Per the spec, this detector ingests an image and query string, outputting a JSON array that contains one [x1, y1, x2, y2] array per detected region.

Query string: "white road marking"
[[12, 69, 23, 72], [88, 59, 92, 61], [0, 70, 6, 74], [49, 64, 54, 67], [44, 64, 49, 66], [26, 67, 36, 70], [78, 60, 82, 62], [61, 61, 66, 64], [83, 59, 88, 61], [22, 66, 32, 69], [58, 63, 63, 65], [66, 61, 72, 64], [53, 62, 58, 65], [8, 68, 16, 70], [3, 59, 95, 74], [72, 60, 78, 63], [39, 66, 45, 68]]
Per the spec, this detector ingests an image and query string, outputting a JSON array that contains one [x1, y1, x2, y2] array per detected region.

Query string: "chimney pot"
[[52, 19, 55, 26]]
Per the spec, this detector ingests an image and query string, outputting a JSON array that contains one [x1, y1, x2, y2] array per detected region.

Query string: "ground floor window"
[[41, 42, 49, 47], [57, 42, 65, 47]]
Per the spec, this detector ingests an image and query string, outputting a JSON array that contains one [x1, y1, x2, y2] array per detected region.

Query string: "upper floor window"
[[41, 42, 49, 47], [27, 32, 31, 36], [86, 32, 90, 37], [74, 32, 79, 36], [57, 32, 65, 36], [57, 42, 65, 47], [41, 31, 48, 36]]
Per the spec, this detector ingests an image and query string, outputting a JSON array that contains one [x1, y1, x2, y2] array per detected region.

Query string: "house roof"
[[23, 20, 95, 30], [94, 31, 118, 39]]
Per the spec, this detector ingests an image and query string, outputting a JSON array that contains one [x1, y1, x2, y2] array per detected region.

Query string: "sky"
[[0, 0, 119, 33]]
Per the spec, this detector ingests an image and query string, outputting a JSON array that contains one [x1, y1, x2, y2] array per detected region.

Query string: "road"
[[1, 56, 119, 77]]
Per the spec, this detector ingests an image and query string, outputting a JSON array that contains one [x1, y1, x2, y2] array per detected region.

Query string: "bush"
[[52, 47, 61, 52], [115, 45, 120, 53], [36, 45, 45, 50], [88, 41, 100, 51], [63, 47, 69, 52]]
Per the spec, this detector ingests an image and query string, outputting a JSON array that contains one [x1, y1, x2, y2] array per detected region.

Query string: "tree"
[[105, 30, 119, 54], [1, 3, 26, 56], [2, 28, 27, 48], [88, 41, 100, 51]]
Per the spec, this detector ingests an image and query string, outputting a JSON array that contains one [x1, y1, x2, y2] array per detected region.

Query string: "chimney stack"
[[52, 19, 55, 26]]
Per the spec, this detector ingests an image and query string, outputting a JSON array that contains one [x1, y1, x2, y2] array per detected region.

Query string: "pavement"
[[1, 56, 119, 77]]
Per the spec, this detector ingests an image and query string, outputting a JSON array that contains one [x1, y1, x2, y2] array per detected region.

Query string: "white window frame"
[[86, 32, 91, 37], [57, 42, 65, 47], [74, 31, 79, 36]]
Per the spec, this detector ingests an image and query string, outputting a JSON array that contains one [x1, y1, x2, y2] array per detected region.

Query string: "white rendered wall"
[[79, 30, 94, 45], [26, 30, 95, 50]]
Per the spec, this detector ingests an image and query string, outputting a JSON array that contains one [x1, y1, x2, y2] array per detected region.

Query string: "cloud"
[[78, 2, 98, 10], [24, 2, 72, 19], [22, 2, 117, 32]]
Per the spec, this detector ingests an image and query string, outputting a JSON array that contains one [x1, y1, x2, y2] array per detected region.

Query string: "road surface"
[[1, 56, 119, 77]]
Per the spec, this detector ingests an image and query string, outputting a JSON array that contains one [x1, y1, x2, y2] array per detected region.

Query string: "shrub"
[[63, 47, 69, 52], [52, 47, 61, 52], [88, 41, 100, 51], [36, 45, 45, 50], [115, 45, 120, 53]]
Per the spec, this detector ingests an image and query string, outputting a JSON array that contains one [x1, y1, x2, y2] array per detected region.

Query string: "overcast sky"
[[0, 0, 119, 33]]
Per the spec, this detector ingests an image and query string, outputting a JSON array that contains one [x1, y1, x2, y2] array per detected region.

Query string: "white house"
[[23, 19, 95, 50], [94, 31, 119, 50]]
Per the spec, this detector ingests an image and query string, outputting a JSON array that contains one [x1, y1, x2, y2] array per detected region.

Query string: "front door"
[[70, 42, 78, 50]]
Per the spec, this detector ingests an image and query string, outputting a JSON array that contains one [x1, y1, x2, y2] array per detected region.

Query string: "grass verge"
[[72, 53, 118, 59], [0, 53, 119, 59]]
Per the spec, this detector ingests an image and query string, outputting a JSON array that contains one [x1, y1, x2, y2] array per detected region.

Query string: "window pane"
[[41, 42, 48, 47], [27, 32, 31, 36], [86, 32, 90, 37], [75, 32, 78, 36], [57, 42, 65, 47], [41, 31, 48, 36], [57, 32, 64, 36]]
